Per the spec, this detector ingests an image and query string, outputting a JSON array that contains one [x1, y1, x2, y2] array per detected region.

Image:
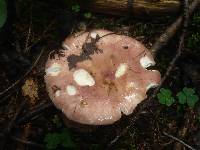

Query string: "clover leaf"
[[72, 4, 80, 13], [177, 87, 199, 108], [176, 92, 186, 104], [157, 88, 175, 106]]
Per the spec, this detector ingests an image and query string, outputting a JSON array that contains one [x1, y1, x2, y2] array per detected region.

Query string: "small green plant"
[[187, 32, 200, 49], [157, 87, 199, 108], [0, 0, 7, 28], [157, 88, 175, 106], [44, 128, 76, 149], [177, 87, 199, 108], [71, 4, 80, 13], [192, 12, 200, 28], [187, 12, 200, 49], [84, 12, 92, 19]]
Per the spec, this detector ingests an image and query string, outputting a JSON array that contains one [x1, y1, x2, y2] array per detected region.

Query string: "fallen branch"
[[79, 0, 181, 18]]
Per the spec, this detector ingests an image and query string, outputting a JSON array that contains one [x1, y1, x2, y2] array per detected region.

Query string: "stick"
[[163, 132, 196, 150], [10, 135, 44, 148]]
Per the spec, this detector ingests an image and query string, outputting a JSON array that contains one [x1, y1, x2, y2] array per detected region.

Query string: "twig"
[[25, 21, 55, 52], [0, 90, 17, 105], [173, 109, 193, 150], [10, 135, 44, 148], [24, 3, 33, 53], [0, 48, 44, 99], [7, 101, 26, 132], [163, 132, 196, 150], [16, 102, 53, 124], [151, 0, 200, 57]]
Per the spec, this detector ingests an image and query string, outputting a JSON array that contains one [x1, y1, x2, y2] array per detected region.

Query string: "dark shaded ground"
[[0, 0, 200, 150]]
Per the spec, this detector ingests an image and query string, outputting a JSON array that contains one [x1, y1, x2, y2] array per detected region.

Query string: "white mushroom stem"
[[73, 69, 95, 86], [115, 63, 128, 78], [140, 56, 155, 69]]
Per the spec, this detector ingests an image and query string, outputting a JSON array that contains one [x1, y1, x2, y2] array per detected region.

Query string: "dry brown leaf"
[[22, 78, 38, 105]]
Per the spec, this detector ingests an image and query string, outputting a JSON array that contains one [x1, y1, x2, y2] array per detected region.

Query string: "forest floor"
[[0, 0, 200, 150]]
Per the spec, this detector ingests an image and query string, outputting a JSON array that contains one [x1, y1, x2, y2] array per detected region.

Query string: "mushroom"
[[44, 29, 161, 125]]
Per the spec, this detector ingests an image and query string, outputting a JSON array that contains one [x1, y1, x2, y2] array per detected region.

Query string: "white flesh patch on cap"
[[62, 43, 71, 50], [45, 63, 62, 76], [115, 63, 128, 78], [140, 55, 155, 69], [73, 69, 95, 86], [55, 90, 61, 97], [146, 82, 159, 90], [66, 85, 77, 96], [90, 32, 97, 39]]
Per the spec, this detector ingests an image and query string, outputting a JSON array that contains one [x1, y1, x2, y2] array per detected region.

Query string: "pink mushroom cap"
[[44, 29, 161, 125]]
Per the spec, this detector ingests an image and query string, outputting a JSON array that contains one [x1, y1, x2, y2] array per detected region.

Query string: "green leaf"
[[60, 128, 76, 148], [178, 87, 199, 108], [0, 0, 7, 28], [166, 97, 175, 106], [157, 88, 175, 106], [187, 95, 199, 108], [160, 88, 172, 97], [44, 133, 61, 149], [176, 92, 186, 104], [84, 12, 92, 19], [72, 4, 80, 13], [44, 128, 76, 149], [183, 87, 195, 96], [157, 93, 165, 105]]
